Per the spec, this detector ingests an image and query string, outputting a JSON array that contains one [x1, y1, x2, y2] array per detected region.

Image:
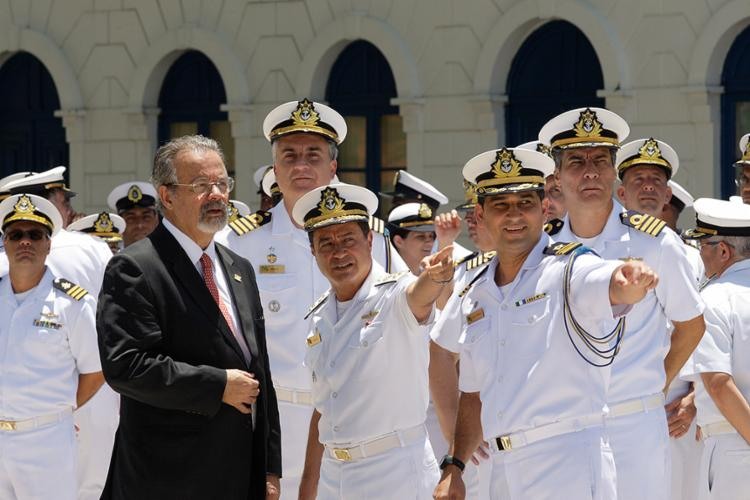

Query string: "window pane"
[[380, 114, 406, 168], [170, 121, 198, 138], [210, 120, 235, 176], [338, 170, 366, 186], [339, 115, 366, 168]]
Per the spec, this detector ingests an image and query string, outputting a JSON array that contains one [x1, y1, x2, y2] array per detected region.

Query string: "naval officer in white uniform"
[[294, 183, 453, 500], [0, 193, 103, 500]]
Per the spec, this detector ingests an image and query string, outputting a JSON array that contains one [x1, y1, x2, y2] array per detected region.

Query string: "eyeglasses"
[[699, 239, 732, 250], [3, 229, 49, 241], [169, 177, 235, 195]]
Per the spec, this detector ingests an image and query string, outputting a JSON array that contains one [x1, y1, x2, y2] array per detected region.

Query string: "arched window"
[[158, 50, 235, 175], [0, 52, 68, 178], [506, 20, 605, 146], [721, 24, 750, 198], [325, 40, 405, 192]]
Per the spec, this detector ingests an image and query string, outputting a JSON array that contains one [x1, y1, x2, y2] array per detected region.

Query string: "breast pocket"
[[256, 273, 297, 324], [347, 322, 389, 382], [460, 318, 496, 379], [508, 296, 551, 359]]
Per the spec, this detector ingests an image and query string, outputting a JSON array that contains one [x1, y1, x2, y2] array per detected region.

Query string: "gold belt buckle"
[[0, 420, 17, 431], [499, 435, 512, 451], [333, 448, 353, 462]]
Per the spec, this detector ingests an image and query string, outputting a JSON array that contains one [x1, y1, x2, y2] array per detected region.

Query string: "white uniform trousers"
[[75, 384, 119, 500], [318, 435, 439, 500], [278, 401, 313, 500], [464, 454, 492, 500], [697, 433, 750, 500], [487, 426, 616, 500], [670, 418, 703, 500], [0, 413, 77, 500], [606, 407, 671, 500]]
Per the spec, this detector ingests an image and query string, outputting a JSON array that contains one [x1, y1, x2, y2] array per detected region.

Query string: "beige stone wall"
[[0, 0, 748, 217]]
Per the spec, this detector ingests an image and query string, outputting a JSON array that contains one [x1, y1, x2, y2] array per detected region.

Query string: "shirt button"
[[333, 426, 340, 432], [497, 376, 504, 383], [330, 361, 335, 368], [528, 317, 535, 324], [499, 340, 505, 346], [362, 341, 368, 347], [332, 392, 338, 399], [497, 412, 503, 418]]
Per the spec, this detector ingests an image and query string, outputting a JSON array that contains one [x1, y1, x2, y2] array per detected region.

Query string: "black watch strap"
[[439, 454, 466, 472]]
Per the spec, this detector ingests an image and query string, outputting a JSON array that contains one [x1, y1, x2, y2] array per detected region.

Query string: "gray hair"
[[151, 135, 225, 212], [271, 138, 339, 164], [719, 236, 750, 258]]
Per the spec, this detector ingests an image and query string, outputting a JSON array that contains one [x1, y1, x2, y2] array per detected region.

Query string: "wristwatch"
[[439, 454, 466, 472]]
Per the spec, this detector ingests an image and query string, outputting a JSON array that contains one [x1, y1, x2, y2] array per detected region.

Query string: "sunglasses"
[[3, 229, 49, 242]]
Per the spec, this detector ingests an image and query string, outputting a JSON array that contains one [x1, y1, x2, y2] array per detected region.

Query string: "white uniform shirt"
[[682, 259, 750, 427], [216, 203, 406, 391], [0, 269, 101, 420], [554, 201, 705, 404], [0, 229, 111, 296], [431, 254, 491, 353], [305, 262, 432, 445], [457, 234, 622, 439]]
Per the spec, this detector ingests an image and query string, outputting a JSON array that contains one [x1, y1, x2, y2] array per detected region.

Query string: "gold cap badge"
[[127, 185, 143, 203], [291, 99, 320, 128], [418, 203, 432, 219], [491, 149, 522, 179], [574, 109, 603, 138]]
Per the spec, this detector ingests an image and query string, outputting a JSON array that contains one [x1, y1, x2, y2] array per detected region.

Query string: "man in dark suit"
[[97, 135, 281, 500]]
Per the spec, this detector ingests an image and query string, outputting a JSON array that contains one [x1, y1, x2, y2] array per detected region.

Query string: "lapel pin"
[[233, 274, 242, 282]]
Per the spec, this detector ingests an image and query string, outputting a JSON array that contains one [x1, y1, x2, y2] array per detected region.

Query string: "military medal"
[[268, 300, 281, 313]]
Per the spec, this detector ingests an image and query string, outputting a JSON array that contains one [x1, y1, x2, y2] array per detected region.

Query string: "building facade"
[[0, 0, 748, 214]]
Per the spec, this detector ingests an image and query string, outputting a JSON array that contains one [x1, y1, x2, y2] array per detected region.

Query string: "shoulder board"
[[304, 291, 330, 320], [453, 251, 478, 268], [466, 250, 496, 270], [543, 241, 583, 256], [53, 278, 88, 301], [543, 218, 564, 235], [374, 270, 410, 287], [229, 210, 271, 236], [369, 215, 385, 234], [619, 210, 666, 237], [458, 265, 490, 298]]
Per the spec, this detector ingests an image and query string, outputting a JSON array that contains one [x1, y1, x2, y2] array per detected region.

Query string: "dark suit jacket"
[[97, 223, 281, 500]]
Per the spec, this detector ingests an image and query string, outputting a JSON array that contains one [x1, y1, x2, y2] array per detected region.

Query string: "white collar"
[[162, 218, 217, 265]]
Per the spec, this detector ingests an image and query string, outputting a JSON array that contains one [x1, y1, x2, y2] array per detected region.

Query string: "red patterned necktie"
[[200, 253, 251, 362]]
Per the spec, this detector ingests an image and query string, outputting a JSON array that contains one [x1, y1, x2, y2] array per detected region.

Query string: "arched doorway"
[[325, 40, 406, 192], [506, 20, 605, 146], [721, 24, 750, 198], [0, 52, 68, 178], [158, 50, 235, 175]]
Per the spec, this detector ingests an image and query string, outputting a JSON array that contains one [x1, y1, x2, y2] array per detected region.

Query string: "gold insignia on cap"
[[574, 109, 603, 138], [418, 203, 432, 219], [536, 143, 551, 157], [127, 185, 143, 203], [291, 99, 320, 128], [93, 213, 114, 233], [319, 187, 345, 216], [13, 194, 35, 215], [491, 149, 522, 178], [743, 142, 750, 162], [639, 138, 662, 161]]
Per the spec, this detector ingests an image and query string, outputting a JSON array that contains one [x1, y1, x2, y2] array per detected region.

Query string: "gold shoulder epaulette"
[[620, 210, 666, 237], [304, 291, 330, 320], [466, 251, 496, 270], [53, 278, 88, 301], [229, 210, 271, 236], [543, 241, 583, 256], [544, 218, 564, 235], [374, 270, 410, 286], [453, 251, 478, 268], [369, 215, 385, 234], [458, 265, 490, 298]]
